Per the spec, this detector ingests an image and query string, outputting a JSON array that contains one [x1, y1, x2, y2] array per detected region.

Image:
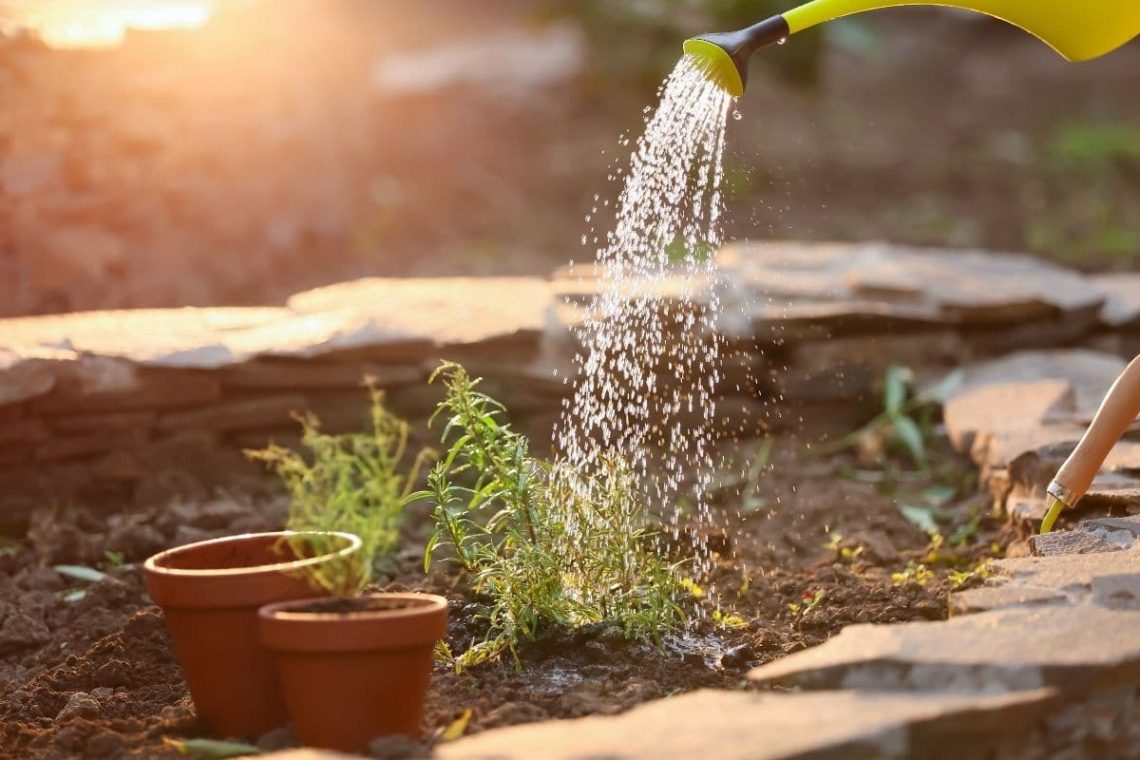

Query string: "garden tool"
[[684, 0, 1140, 97], [1041, 356, 1140, 533]]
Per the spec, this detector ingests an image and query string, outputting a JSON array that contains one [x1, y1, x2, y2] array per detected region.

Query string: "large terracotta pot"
[[258, 592, 448, 753], [144, 531, 361, 738]]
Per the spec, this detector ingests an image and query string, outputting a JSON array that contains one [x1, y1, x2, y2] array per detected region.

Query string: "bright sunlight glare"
[[0, 0, 215, 48]]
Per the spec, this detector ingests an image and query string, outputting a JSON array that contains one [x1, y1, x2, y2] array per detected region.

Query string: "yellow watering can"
[[685, 0, 1140, 96]]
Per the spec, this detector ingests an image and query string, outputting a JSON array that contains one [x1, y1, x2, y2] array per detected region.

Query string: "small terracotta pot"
[[258, 592, 448, 753], [144, 531, 361, 738]]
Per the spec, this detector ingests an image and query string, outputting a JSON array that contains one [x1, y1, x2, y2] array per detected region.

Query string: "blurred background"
[[0, 0, 1137, 317]]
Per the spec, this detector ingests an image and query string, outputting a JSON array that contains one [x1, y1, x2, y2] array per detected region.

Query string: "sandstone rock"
[[157, 395, 307, 433], [1029, 530, 1124, 557], [285, 277, 551, 349], [988, 550, 1140, 603], [0, 349, 57, 406], [788, 331, 966, 377], [299, 390, 385, 434], [748, 605, 1140, 696], [717, 242, 1101, 330], [30, 358, 222, 414], [438, 688, 1056, 760], [34, 428, 148, 463], [1092, 273, 1140, 329], [965, 302, 1104, 355], [943, 378, 1075, 465], [954, 350, 1127, 416], [950, 585, 1066, 615], [46, 410, 156, 435], [2, 307, 287, 369], [941, 350, 1140, 517], [229, 310, 434, 362], [1092, 575, 1140, 611], [220, 359, 422, 391], [0, 418, 48, 448], [1085, 516, 1140, 542]]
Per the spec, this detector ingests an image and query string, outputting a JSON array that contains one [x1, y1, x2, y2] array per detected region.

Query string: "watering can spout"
[[684, 0, 1140, 97]]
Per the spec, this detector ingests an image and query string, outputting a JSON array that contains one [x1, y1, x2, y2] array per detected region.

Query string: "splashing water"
[[555, 56, 733, 580]]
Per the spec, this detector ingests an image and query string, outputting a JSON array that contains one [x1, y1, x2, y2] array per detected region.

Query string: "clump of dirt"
[[0, 609, 196, 759]]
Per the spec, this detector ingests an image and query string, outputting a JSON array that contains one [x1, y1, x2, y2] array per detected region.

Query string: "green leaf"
[[54, 565, 107, 583], [920, 484, 957, 507], [918, 369, 965, 405], [423, 533, 440, 572], [899, 505, 940, 535], [949, 512, 982, 545], [402, 489, 432, 506], [883, 366, 908, 416], [891, 415, 926, 466], [444, 434, 473, 469]]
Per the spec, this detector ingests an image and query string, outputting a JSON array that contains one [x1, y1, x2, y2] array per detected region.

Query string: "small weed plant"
[[417, 362, 686, 669], [247, 380, 433, 596], [825, 366, 963, 470]]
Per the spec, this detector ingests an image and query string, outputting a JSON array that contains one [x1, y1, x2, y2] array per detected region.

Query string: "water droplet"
[[776, 36, 787, 45], [732, 110, 742, 121], [556, 55, 730, 588]]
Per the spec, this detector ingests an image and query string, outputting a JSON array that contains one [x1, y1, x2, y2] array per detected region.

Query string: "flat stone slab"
[[716, 242, 1102, 333], [286, 277, 552, 348], [950, 584, 1067, 614], [0, 348, 58, 405], [1029, 530, 1126, 557], [1, 307, 288, 369], [952, 350, 1127, 417], [0, 279, 553, 403], [941, 350, 1140, 516], [1092, 273, 1140, 329], [943, 377, 1077, 468], [748, 605, 1140, 696], [1086, 515, 1140, 539], [952, 548, 1140, 613], [438, 688, 1056, 760], [988, 549, 1140, 598]]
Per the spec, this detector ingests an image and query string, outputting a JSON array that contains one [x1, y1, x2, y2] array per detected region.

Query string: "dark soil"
[[0, 431, 1017, 759]]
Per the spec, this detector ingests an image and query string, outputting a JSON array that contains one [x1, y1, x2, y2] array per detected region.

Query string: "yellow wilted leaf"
[[681, 578, 705, 598], [441, 708, 473, 742], [162, 738, 261, 758], [712, 609, 747, 629]]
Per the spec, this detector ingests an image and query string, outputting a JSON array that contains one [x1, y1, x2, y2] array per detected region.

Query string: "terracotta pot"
[[144, 531, 361, 738], [258, 592, 448, 753]]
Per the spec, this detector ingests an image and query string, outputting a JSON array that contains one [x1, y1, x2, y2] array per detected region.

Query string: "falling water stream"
[[556, 55, 734, 580]]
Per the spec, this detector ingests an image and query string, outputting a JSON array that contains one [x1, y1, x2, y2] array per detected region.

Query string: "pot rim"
[[259, 592, 448, 622], [143, 530, 362, 579]]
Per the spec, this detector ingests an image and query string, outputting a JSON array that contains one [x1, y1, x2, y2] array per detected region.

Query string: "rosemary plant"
[[416, 362, 685, 669], [247, 380, 433, 597]]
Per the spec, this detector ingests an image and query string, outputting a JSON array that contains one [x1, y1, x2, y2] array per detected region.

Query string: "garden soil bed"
[[0, 433, 1016, 759]]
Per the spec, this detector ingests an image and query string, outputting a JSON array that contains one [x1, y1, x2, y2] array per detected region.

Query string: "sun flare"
[[1, 0, 215, 48]]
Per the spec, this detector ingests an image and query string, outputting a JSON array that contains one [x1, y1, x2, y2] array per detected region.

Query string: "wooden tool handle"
[[1050, 355, 1140, 507]]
